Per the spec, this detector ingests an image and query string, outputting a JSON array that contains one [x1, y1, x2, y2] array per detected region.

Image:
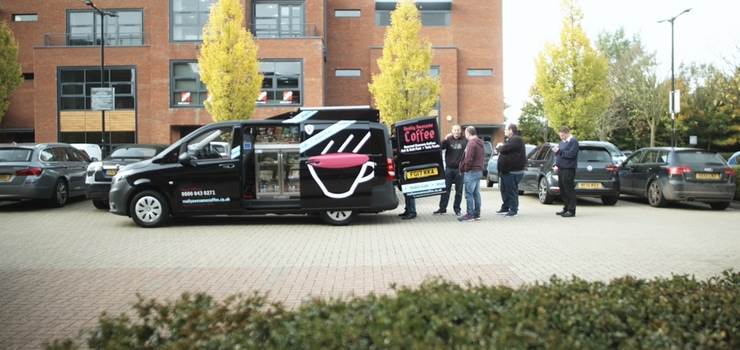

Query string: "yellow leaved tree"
[[198, 0, 262, 121], [369, 0, 440, 126]]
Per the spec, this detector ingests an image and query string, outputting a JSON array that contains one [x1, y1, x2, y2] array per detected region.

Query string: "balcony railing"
[[43, 32, 147, 47], [250, 23, 319, 39]]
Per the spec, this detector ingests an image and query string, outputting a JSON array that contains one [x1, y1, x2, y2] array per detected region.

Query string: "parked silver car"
[[486, 144, 536, 187], [0, 143, 90, 207]]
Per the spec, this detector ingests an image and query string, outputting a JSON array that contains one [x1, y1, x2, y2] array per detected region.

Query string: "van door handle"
[[219, 163, 235, 169]]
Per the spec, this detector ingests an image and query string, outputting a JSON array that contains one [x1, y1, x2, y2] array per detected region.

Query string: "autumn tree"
[[369, 0, 440, 126], [518, 86, 557, 144], [535, 0, 610, 139], [198, 0, 262, 121], [0, 21, 22, 124], [597, 29, 665, 147]]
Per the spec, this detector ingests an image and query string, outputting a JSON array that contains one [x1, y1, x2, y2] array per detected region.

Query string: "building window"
[[67, 10, 143, 46], [467, 69, 493, 77], [376, 10, 450, 27], [22, 73, 34, 80], [335, 69, 361, 77], [12, 14, 38, 22], [258, 61, 302, 106], [335, 9, 360, 18], [59, 68, 136, 110], [57, 67, 137, 146], [171, 0, 216, 41], [253, 1, 305, 38], [171, 62, 208, 107]]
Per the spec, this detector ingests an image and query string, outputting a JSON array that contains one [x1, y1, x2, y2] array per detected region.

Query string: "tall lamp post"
[[658, 8, 691, 148], [83, 0, 117, 155]]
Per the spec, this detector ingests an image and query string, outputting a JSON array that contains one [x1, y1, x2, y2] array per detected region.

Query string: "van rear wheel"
[[319, 210, 354, 225], [709, 202, 729, 210], [92, 199, 108, 210], [130, 190, 170, 228]]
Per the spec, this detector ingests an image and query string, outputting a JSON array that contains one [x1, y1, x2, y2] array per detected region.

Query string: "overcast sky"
[[503, 0, 740, 122]]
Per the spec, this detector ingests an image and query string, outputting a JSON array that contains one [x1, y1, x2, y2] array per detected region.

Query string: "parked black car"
[[618, 147, 736, 210], [0, 143, 89, 207], [520, 141, 620, 205], [86, 144, 167, 209]]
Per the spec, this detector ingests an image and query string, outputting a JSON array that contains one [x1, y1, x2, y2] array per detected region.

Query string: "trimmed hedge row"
[[47, 271, 738, 349]]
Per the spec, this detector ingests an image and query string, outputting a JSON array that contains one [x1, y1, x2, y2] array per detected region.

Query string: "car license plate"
[[695, 173, 720, 181], [406, 167, 438, 180], [105, 169, 117, 176], [0, 174, 11, 182], [577, 182, 603, 190]]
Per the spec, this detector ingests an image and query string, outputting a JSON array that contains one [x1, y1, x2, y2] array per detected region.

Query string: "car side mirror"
[[178, 152, 196, 166]]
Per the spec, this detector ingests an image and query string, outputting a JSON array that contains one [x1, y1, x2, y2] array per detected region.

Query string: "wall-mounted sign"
[[91, 87, 115, 111]]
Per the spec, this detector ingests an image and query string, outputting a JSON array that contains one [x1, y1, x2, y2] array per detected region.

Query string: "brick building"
[[0, 0, 503, 148]]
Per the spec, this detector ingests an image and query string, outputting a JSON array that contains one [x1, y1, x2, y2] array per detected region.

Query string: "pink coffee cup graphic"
[[307, 153, 376, 199]]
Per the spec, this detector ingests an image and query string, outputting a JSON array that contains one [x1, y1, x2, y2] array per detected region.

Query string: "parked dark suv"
[[520, 141, 620, 205], [618, 147, 736, 210]]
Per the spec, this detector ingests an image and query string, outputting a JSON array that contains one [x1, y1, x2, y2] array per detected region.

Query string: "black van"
[[108, 107, 400, 227]]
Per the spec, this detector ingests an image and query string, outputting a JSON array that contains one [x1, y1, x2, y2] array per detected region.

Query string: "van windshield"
[[0, 148, 32, 162], [108, 147, 158, 159]]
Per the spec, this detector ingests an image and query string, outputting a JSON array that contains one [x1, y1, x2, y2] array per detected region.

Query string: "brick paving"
[[1, 187, 739, 349]]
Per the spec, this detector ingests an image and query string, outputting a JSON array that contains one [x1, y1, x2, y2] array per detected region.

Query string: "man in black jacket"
[[496, 124, 527, 217], [434, 124, 467, 215], [554, 126, 579, 218]]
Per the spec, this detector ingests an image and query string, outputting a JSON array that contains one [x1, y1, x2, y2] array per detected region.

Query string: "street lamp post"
[[658, 8, 691, 148], [83, 0, 117, 155]]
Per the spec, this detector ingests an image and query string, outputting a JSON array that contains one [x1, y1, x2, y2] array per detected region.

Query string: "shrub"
[[45, 271, 739, 349]]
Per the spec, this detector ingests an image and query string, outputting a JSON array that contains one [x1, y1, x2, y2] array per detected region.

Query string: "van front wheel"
[[130, 190, 170, 228], [319, 210, 354, 225]]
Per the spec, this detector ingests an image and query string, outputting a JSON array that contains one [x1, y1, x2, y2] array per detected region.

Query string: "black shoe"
[[556, 210, 566, 216], [561, 211, 575, 218], [433, 209, 446, 215], [402, 213, 417, 220], [496, 208, 509, 215], [454, 210, 461, 216], [398, 212, 409, 217]]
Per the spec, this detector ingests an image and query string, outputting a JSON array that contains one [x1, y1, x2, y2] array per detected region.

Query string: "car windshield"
[[108, 147, 158, 159], [578, 147, 612, 163], [675, 151, 725, 165], [0, 148, 32, 162]]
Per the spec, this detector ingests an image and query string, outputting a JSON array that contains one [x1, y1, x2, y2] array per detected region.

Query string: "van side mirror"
[[178, 152, 196, 166], [91, 157, 99, 162]]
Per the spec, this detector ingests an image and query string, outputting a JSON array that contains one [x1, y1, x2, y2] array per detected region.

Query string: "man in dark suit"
[[554, 126, 579, 217]]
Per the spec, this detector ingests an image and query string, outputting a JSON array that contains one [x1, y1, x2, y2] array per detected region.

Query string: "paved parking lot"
[[1, 186, 739, 349]]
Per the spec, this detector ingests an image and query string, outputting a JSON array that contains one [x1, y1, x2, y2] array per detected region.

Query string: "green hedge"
[[46, 271, 739, 349]]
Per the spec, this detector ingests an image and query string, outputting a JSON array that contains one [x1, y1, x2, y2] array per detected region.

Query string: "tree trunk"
[[649, 122, 656, 148]]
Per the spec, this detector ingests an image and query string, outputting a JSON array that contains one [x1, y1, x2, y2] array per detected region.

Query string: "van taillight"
[[386, 158, 395, 180], [724, 168, 736, 177], [606, 164, 619, 174], [667, 166, 691, 176], [16, 167, 43, 176]]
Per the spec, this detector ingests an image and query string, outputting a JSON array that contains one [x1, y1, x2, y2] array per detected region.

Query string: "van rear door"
[[298, 121, 385, 209], [394, 117, 446, 198]]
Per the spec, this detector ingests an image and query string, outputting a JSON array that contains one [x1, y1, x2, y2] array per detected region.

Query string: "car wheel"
[[486, 179, 493, 188], [647, 180, 667, 207], [49, 179, 69, 208], [129, 190, 170, 228], [319, 210, 354, 225], [538, 177, 555, 204], [601, 195, 618, 206], [709, 202, 730, 210], [92, 199, 108, 210]]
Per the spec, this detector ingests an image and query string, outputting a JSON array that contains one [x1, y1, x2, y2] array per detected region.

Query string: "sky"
[[503, 0, 740, 122]]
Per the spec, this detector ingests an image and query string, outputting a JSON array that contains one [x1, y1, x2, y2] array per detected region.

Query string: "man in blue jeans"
[[458, 126, 485, 222], [434, 125, 467, 216], [496, 124, 527, 217]]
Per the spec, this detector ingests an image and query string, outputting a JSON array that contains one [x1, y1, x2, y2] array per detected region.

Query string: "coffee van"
[[109, 107, 410, 227]]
